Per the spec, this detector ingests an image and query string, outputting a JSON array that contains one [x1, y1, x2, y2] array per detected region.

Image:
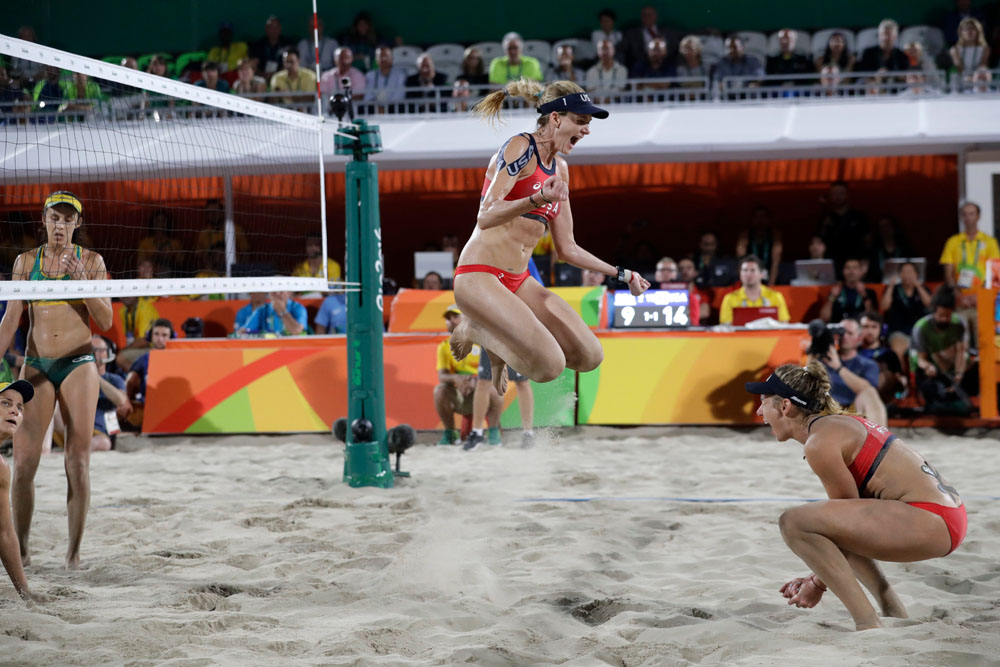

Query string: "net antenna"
[[0, 33, 359, 299]]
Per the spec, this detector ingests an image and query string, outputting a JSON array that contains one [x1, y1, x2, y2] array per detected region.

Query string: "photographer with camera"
[[808, 317, 888, 426]]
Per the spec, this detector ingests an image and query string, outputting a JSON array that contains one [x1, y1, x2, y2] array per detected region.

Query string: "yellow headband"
[[43, 192, 83, 215]]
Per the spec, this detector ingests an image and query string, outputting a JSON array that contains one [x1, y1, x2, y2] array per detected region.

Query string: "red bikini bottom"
[[454, 264, 531, 293], [907, 502, 967, 555]]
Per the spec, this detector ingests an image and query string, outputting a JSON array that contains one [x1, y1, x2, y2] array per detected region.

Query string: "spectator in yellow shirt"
[[269, 50, 317, 106], [435, 305, 481, 445], [719, 255, 791, 324], [207, 21, 249, 73], [291, 234, 342, 280], [488, 32, 544, 84], [195, 199, 249, 255], [940, 201, 1000, 295]]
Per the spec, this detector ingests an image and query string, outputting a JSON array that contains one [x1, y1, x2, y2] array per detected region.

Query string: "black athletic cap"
[[538, 92, 609, 119], [745, 373, 818, 412], [0, 380, 34, 404]]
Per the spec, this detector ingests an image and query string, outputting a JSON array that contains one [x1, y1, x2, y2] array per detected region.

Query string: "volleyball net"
[[0, 34, 351, 300]]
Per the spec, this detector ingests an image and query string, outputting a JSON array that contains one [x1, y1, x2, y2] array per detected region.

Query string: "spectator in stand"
[[435, 305, 480, 445], [31, 65, 64, 109], [242, 291, 307, 335], [858, 311, 886, 359], [653, 256, 701, 324], [451, 78, 472, 112], [9, 26, 43, 86], [819, 180, 869, 272], [548, 44, 585, 83], [898, 69, 940, 97], [807, 236, 828, 261], [251, 15, 293, 82], [678, 257, 712, 323], [943, 0, 988, 46], [364, 46, 407, 109], [692, 231, 736, 287], [719, 255, 790, 325], [320, 47, 366, 101], [137, 209, 182, 272], [126, 318, 174, 424], [714, 36, 764, 91], [735, 205, 782, 284], [117, 263, 160, 372], [234, 293, 269, 334], [632, 38, 672, 93], [880, 260, 931, 334], [297, 16, 338, 72], [232, 58, 267, 96], [766, 29, 812, 86], [581, 268, 607, 287], [868, 215, 913, 281], [58, 72, 106, 118], [949, 17, 991, 82], [859, 19, 908, 74], [421, 271, 444, 290], [940, 201, 999, 340], [195, 199, 249, 255], [195, 61, 230, 93], [675, 35, 708, 84], [904, 42, 940, 85], [586, 39, 629, 101], [270, 50, 316, 106], [488, 32, 543, 84], [621, 5, 668, 71], [592, 9, 622, 49], [459, 47, 489, 90], [207, 21, 248, 73], [292, 234, 342, 280], [814, 318, 888, 426], [967, 66, 994, 93], [877, 331, 913, 403], [912, 285, 979, 413], [0, 65, 29, 118], [815, 32, 855, 73], [313, 292, 347, 334], [89, 335, 130, 452], [405, 53, 448, 113], [821, 258, 878, 323], [340, 11, 380, 72]]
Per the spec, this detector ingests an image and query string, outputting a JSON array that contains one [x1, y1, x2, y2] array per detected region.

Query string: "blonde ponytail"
[[472, 78, 586, 126], [774, 361, 848, 416]]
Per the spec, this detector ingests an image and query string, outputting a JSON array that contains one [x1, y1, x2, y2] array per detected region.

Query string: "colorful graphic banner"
[[143, 336, 576, 434], [578, 331, 809, 425]]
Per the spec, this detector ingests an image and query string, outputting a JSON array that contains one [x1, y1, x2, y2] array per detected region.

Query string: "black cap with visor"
[[745, 373, 819, 412], [538, 93, 609, 119]]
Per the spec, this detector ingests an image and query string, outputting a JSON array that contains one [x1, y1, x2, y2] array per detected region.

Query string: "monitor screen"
[[612, 288, 691, 328]]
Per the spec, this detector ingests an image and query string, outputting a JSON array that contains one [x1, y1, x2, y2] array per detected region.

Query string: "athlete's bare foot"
[[486, 349, 508, 395], [20, 550, 30, 567], [65, 555, 83, 571], [879, 591, 908, 619], [449, 319, 474, 361]]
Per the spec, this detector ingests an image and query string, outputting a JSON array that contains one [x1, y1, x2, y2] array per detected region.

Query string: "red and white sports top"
[[480, 133, 560, 225]]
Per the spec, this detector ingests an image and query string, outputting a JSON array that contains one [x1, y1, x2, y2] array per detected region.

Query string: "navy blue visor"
[[538, 92, 609, 119], [745, 374, 818, 411]]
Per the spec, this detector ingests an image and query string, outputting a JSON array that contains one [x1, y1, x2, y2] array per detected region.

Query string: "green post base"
[[344, 441, 394, 488]]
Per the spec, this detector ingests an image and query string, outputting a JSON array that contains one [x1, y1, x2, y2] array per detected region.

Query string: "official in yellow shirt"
[[269, 51, 318, 105], [719, 256, 791, 324], [435, 305, 481, 444], [939, 202, 1000, 292]]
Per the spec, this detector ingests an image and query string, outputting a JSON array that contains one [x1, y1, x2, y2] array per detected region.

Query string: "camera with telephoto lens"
[[807, 318, 845, 357]]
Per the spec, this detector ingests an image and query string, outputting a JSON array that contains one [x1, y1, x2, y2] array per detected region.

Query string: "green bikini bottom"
[[24, 353, 95, 391]]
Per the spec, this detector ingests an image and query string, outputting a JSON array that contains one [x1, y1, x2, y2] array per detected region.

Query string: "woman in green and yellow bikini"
[[0, 191, 112, 569]]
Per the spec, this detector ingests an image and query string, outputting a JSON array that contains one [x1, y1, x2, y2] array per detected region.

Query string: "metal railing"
[[2, 69, 998, 125]]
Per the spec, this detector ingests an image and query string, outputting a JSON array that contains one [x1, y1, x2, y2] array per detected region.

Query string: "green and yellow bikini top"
[[29, 245, 84, 306]]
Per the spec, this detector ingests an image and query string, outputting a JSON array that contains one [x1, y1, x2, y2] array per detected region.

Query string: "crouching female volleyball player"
[[451, 79, 650, 391], [746, 362, 966, 630]]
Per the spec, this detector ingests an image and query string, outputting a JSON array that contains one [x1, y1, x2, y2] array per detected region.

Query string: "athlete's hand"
[[541, 175, 569, 203], [780, 576, 825, 608], [626, 270, 650, 296], [62, 252, 88, 279]]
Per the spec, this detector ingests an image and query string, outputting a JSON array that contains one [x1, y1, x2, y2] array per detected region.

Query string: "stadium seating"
[[855, 27, 879, 57], [735, 31, 768, 62], [174, 51, 207, 78], [766, 30, 813, 56], [392, 45, 423, 69], [552, 38, 596, 64], [899, 25, 946, 58], [469, 41, 502, 63], [426, 43, 466, 68]]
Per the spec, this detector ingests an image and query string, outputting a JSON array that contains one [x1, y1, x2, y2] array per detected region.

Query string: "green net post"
[[336, 120, 393, 488]]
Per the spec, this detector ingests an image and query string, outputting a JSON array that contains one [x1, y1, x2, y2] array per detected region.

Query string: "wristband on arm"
[[810, 574, 827, 591], [616, 266, 632, 283]]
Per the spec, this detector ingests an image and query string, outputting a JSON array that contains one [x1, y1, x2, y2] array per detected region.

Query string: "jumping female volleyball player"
[[0, 192, 112, 569], [451, 79, 649, 391], [746, 362, 966, 630]]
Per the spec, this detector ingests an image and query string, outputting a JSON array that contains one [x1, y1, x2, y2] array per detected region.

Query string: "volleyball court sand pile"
[[0, 427, 997, 666]]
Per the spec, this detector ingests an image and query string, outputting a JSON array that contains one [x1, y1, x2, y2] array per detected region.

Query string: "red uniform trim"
[[481, 134, 560, 225], [847, 416, 895, 491], [907, 502, 967, 554], [454, 264, 531, 293]]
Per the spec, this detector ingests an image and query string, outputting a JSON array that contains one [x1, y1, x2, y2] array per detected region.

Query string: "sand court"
[[1, 427, 998, 665]]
